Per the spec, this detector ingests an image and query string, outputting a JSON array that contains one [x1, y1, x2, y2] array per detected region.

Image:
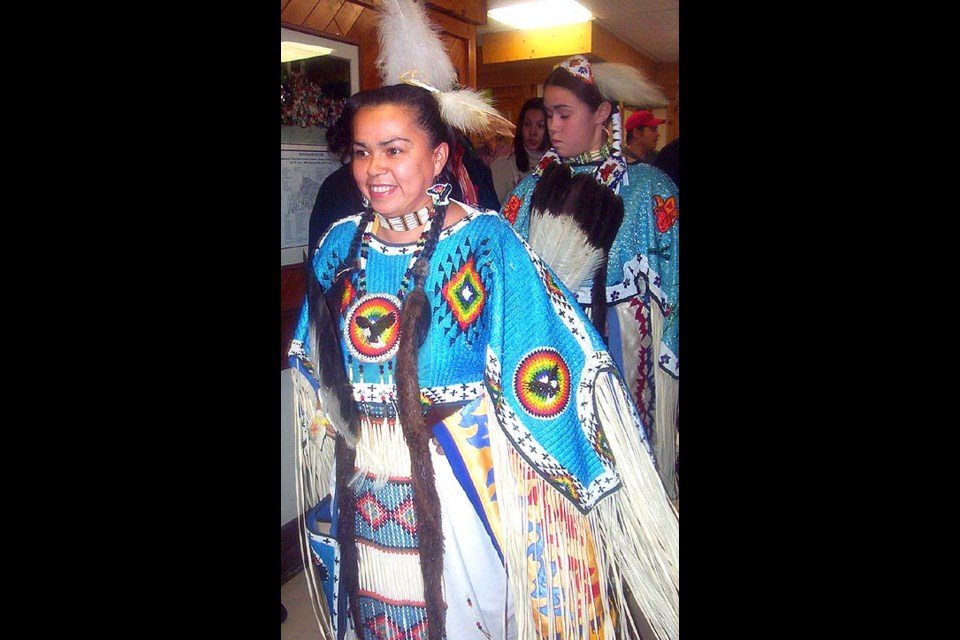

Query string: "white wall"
[[280, 369, 299, 525]]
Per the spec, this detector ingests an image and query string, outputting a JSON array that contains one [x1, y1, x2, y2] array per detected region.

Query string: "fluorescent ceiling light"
[[281, 41, 334, 63], [488, 0, 592, 30]]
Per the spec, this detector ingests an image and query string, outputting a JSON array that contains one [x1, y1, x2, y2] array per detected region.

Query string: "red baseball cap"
[[625, 110, 666, 131]]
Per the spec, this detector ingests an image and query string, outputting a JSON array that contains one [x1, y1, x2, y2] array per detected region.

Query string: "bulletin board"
[[281, 26, 359, 265]]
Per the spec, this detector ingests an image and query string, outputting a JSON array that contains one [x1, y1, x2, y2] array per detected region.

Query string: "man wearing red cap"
[[623, 109, 666, 164]]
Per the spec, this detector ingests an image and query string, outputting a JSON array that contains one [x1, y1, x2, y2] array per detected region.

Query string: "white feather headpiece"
[[592, 62, 669, 108], [376, 0, 457, 92], [375, 0, 514, 137]]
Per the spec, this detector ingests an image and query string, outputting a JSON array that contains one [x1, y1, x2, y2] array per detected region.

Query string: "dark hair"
[[325, 97, 358, 163], [348, 83, 455, 166], [543, 64, 607, 112], [543, 64, 621, 151], [513, 97, 550, 173]]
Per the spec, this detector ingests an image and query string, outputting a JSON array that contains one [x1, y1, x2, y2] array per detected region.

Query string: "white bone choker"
[[375, 206, 431, 231]]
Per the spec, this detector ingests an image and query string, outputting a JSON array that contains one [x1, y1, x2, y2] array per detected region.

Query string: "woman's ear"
[[432, 142, 449, 175], [596, 101, 612, 125]]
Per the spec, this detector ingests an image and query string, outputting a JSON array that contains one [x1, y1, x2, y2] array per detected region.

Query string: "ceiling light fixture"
[[280, 41, 334, 63], [487, 0, 593, 30]]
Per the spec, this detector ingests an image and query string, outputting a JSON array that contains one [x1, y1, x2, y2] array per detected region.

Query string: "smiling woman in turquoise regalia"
[[285, 3, 678, 640]]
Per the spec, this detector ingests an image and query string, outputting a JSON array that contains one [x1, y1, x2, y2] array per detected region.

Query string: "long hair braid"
[[394, 196, 449, 640]]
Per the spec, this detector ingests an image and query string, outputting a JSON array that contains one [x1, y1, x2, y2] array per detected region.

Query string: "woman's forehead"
[[353, 104, 424, 140], [543, 85, 581, 109]]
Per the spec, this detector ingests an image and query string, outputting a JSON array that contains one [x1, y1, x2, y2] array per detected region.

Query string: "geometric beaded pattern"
[[433, 235, 491, 346], [513, 347, 571, 420], [353, 474, 418, 550], [487, 350, 621, 513], [357, 596, 431, 640]]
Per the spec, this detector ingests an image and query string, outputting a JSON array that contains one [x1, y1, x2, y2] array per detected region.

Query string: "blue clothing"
[[508, 161, 679, 378]]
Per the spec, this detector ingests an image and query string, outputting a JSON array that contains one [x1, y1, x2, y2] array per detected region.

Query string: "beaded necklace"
[[343, 209, 435, 372], [567, 142, 613, 165], [356, 211, 433, 301], [535, 142, 627, 192]]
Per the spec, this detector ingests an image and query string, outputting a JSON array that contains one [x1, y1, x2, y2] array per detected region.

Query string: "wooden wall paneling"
[[282, 0, 322, 24], [280, 263, 307, 370], [590, 23, 656, 77], [426, 0, 487, 25], [481, 23, 592, 64], [653, 63, 679, 142], [351, 7, 382, 90], [430, 10, 477, 87], [302, 0, 343, 32], [330, 0, 365, 36], [491, 85, 537, 125], [281, 0, 293, 13], [478, 55, 567, 90]]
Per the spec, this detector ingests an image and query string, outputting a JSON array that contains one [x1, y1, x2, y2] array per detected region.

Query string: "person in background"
[[654, 136, 679, 190], [451, 129, 501, 211], [307, 102, 364, 255], [287, 4, 679, 639], [474, 128, 512, 168], [489, 97, 551, 205], [623, 109, 666, 165], [503, 56, 680, 505]]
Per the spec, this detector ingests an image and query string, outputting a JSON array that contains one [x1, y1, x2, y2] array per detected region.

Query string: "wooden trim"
[[480, 22, 592, 64], [425, 0, 487, 26], [280, 20, 361, 46], [281, 516, 306, 585]]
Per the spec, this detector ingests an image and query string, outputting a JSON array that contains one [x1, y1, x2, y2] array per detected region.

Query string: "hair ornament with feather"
[[376, 0, 515, 138]]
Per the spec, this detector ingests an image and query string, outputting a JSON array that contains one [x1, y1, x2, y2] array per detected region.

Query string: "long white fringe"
[[351, 410, 410, 489], [291, 367, 337, 639], [650, 304, 679, 502], [487, 382, 678, 640], [594, 372, 679, 640], [484, 408, 608, 638]]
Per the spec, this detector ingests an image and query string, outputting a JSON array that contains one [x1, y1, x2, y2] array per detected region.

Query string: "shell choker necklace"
[[375, 206, 432, 231]]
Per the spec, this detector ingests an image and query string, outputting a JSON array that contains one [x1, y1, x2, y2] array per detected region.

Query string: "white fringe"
[[485, 407, 612, 639], [292, 368, 336, 509], [487, 377, 679, 640], [356, 541, 426, 602], [485, 406, 535, 639], [594, 372, 679, 640], [650, 304, 679, 501], [291, 367, 337, 639], [351, 410, 411, 489]]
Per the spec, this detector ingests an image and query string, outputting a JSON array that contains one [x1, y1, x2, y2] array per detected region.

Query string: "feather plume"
[[529, 214, 605, 292], [376, 0, 457, 92], [593, 62, 669, 108], [437, 88, 515, 138], [527, 162, 624, 292]]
